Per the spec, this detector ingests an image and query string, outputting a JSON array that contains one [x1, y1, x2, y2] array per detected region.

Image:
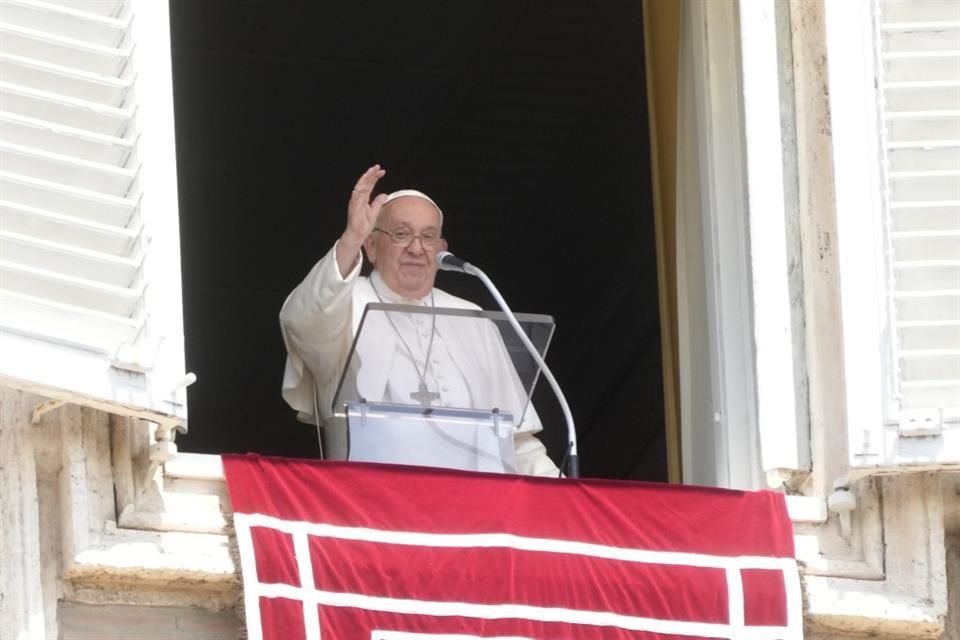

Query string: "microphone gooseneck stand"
[[437, 251, 579, 478]]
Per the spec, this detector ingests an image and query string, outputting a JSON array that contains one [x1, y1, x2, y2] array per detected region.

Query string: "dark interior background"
[[168, 0, 666, 481]]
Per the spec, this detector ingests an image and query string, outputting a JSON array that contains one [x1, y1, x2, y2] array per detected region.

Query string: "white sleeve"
[[279, 241, 362, 418], [513, 431, 561, 477]]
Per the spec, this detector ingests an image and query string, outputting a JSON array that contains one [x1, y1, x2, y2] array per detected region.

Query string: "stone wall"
[[1, 385, 957, 639], [59, 603, 240, 640], [943, 477, 960, 640], [0, 387, 237, 640]]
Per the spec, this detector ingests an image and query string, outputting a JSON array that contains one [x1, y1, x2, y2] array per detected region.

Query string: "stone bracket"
[[56, 414, 236, 610]]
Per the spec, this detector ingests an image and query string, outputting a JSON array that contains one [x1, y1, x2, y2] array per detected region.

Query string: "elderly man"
[[280, 165, 559, 476]]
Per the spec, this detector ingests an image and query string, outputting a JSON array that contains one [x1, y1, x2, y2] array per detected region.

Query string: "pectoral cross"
[[410, 381, 441, 407]]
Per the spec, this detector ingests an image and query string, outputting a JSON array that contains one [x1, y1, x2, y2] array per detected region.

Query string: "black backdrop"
[[169, 0, 666, 481]]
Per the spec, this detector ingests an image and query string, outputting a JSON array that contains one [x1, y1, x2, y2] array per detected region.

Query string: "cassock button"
[[441, 386, 449, 392]]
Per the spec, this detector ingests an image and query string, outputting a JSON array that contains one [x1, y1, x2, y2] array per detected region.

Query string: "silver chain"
[[369, 279, 437, 387]]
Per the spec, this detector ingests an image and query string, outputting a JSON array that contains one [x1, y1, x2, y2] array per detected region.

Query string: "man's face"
[[364, 196, 447, 299]]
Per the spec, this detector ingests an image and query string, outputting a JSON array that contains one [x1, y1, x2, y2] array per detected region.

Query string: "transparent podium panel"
[[344, 402, 516, 473], [329, 303, 555, 473]]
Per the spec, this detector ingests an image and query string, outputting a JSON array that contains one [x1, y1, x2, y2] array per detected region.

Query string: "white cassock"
[[279, 241, 560, 477]]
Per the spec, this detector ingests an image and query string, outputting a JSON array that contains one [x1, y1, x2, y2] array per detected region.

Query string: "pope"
[[279, 165, 560, 476]]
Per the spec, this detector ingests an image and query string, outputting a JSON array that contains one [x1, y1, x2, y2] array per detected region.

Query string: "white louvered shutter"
[[865, 0, 960, 468], [0, 0, 188, 426]]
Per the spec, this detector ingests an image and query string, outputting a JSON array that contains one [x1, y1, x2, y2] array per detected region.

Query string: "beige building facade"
[[0, 0, 957, 638]]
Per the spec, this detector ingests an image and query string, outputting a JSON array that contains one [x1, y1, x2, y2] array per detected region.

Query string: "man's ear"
[[363, 235, 378, 266], [441, 238, 449, 253]]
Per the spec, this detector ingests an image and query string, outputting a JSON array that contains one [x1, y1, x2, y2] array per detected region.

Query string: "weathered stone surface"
[[59, 602, 240, 640], [0, 388, 48, 639]]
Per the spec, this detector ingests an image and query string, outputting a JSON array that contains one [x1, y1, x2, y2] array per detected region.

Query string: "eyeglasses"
[[373, 227, 443, 248]]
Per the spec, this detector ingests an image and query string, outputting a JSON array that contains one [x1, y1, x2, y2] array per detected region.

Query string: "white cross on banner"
[[223, 455, 802, 640]]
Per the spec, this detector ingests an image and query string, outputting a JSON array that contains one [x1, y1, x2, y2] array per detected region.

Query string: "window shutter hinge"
[[898, 408, 943, 438], [112, 339, 160, 374], [853, 428, 879, 459]]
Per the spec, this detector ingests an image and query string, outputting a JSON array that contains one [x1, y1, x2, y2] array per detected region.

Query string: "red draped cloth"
[[223, 455, 800, 640]]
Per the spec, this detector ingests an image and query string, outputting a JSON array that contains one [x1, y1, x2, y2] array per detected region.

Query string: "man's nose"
[[405, 237, 427, 254]]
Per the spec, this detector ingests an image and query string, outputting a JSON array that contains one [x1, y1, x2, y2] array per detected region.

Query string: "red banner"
[[223, 455, 801, 640]]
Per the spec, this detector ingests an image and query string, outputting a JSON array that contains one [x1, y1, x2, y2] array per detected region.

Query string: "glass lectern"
[[328, 302, 554, 474]]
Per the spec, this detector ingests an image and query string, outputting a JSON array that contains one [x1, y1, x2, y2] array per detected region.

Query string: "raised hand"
[[345, 165, 387, 243], [337, 165, 387, 277]]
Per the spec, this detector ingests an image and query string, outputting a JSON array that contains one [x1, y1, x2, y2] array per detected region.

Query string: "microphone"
[[437, 251, 580, 479], [436, 251, 474, 273]]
